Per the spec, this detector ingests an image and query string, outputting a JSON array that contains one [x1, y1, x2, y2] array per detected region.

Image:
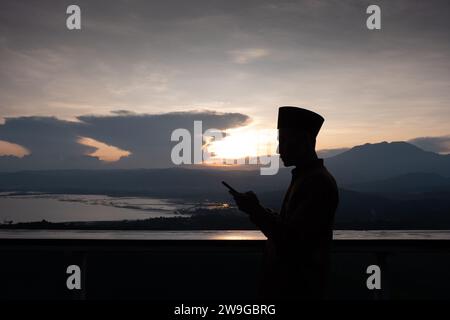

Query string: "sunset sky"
[[0, 0, 449, 169]]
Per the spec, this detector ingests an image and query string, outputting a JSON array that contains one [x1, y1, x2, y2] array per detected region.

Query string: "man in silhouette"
[[229, 106, 339, 299]]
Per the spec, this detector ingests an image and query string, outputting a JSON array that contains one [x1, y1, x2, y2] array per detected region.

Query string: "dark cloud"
[[110, 110, 137, 116], [0, 110, 250, 170], [408, 135, 450, 154], [0, 116, 98, 170]]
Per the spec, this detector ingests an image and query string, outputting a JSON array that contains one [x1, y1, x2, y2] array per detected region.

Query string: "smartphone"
[[221, 181, 239, 194]]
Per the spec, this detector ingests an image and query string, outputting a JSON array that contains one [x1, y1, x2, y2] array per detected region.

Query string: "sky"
[[0, 0, 449, 170]]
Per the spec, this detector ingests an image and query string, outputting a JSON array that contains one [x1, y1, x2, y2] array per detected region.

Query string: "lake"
[[0, 193, 210, 223], [2, 193, 450, 241]]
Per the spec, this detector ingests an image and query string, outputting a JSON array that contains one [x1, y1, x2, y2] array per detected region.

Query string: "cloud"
[[0, 116, 101, 171], [0, 110, 250, 170], [408, 135, 450, 154], [77, 137, 131, 162], [229, 48, 270, 64], [0, 0, 449, 149], [0, 140, 30, 157], [110, 110, 137, 116]]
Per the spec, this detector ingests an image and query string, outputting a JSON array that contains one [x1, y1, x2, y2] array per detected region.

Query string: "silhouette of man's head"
[[277, 106, 324, 167]]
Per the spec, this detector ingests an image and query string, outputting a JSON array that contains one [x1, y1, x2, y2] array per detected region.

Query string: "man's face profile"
[[278, 128, 315, 167]]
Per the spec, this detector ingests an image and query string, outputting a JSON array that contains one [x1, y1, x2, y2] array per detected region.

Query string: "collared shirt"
[[281, 158, 325, 219], [291, 158, 324, 178]]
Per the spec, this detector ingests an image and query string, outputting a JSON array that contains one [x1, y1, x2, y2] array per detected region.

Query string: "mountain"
[[348, 172, 450, 194], [1, 141, 449, 197], [0, 167, 289, 199], [325, 141, 450, 185]]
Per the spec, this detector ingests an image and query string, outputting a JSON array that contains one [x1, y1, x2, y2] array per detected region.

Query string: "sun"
[[205, 127, 277, 165]]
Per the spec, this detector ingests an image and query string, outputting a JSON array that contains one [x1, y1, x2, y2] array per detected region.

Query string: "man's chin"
[[281, 158, 295, 167]]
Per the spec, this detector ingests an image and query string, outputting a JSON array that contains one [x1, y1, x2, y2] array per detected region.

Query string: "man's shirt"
[[249, 158, 339, 299]]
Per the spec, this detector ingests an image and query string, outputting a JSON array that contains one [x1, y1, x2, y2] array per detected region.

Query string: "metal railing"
[[1, 237, 450, 300]]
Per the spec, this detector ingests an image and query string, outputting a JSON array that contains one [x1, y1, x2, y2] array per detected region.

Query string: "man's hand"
[[230, 190, 262, 215]]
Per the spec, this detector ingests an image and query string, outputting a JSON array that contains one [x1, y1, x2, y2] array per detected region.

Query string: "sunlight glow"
[[0, 140, 30, 158], [205, 127, 277, 165], [210, 231, 266, 240]]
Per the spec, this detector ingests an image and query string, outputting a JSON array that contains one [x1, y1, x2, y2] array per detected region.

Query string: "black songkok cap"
[[277, 106, 324, 137]]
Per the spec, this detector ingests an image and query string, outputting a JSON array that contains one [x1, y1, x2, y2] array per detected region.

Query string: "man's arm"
[[249, 179, 334, 249]]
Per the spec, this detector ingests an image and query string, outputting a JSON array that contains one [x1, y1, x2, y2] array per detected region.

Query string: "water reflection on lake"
[[0, 193, 199, 223], [1, 229, 450, 240]]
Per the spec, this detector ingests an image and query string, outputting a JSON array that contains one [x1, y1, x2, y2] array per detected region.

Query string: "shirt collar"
[[291, 158, 324, 178]]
